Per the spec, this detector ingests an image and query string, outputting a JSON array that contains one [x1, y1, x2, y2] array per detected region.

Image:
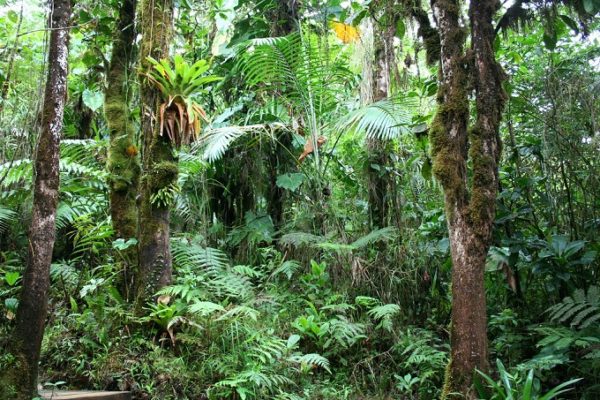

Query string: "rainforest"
[[0, 0, 599, 399]]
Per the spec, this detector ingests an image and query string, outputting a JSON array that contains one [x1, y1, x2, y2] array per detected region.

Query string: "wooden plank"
[[39, 390, 131, 400]]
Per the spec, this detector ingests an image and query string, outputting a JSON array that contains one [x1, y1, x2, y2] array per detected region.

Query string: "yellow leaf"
[[331, 22, 360, 43]]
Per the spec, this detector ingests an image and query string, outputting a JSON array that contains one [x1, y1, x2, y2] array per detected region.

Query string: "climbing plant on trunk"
[[0, 0, 71, 397]]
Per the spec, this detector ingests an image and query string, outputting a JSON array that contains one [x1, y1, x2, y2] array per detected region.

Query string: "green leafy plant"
[[548, 285, 600, 329], [475, 359, 581, 400]]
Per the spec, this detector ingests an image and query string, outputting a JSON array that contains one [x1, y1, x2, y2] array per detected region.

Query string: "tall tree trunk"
[[428, 0, 506, 397], [366, 2, 398, 229], [105, 0, 139, 299], [136, 0, 175, 307], [266, 131, 292, 230], [0, 0, 71, 397], [265, 0, 298, 231]]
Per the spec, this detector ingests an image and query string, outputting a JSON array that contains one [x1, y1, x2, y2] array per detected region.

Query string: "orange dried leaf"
[[331, 22, 360, 43]]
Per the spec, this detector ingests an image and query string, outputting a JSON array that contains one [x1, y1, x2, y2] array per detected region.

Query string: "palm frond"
[[195, 124, 279, 162], [0, 206, 17, 233], [239, 31, 353, 122], [336, 96, 419, 140]]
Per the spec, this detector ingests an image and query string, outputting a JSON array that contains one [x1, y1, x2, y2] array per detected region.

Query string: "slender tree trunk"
[[105, 0, 139, 299], [366, 2, 397, 228], [0, 0, 71, 397], [265, 0, 298, 231], [267, 130, 292, 230], [136, 0, 175, 307], [428, 0, 506, 397]]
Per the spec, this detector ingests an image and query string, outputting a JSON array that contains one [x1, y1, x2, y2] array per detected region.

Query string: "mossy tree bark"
[[366, 0, 399, 229], [135, 0, 176, 307], [0, 0, 71, 397], [105, 0, 139, 299], [427, 0, 506, 397]]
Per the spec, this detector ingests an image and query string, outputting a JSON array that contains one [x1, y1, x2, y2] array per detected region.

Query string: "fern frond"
[[50, 262, 79, 289], [157, 284, 203, 304], [216, 305, 260, 322], [351, 226, 396, 248], [0, 206, 17, 233], [322, 316, 366, 349], [271, 260, 301, 280], [289, 353, 331, 373], [171, 238, 229, 269], [0, 159, 32, 190], [188, 300, 225, 317], [280, 232, 325, 247], [367, 303, 401, 321], [548, 286, 600, 329]]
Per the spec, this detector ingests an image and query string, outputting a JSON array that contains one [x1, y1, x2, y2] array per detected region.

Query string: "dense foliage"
[[0, 0, 599, 399]]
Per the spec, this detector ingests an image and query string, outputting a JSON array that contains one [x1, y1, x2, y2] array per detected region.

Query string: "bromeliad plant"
[[145, 55, 222, 147]]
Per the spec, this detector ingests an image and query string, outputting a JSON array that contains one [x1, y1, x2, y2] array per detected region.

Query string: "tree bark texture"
[[136, 0, 176, 308], [429, 0, 506, 397], [0, 0, 71, 397], [105, 0, 139, 299]]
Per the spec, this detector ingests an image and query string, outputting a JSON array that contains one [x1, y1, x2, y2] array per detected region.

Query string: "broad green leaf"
[[82, 89, 104, 112], [396, 20, 405, 39], [5, 271, 20, 286], [276, 173, 305, 191]]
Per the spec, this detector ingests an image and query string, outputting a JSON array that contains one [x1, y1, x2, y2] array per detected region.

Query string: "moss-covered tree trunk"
[[428, 0, 506, 397], [135, 0, 175, 307], [0, 0, 71, 397], [105, 0, 139, 299]]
